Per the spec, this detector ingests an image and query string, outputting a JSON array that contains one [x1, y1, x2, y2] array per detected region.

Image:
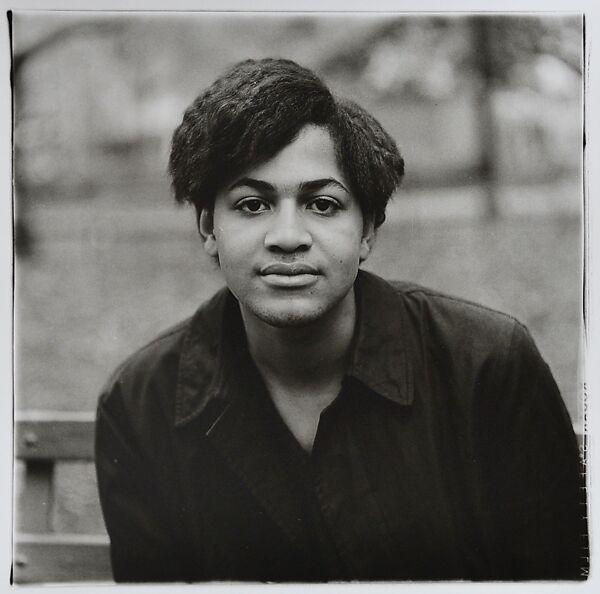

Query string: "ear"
[[359, 218, 376, 262], [199, 209, 218, 258]]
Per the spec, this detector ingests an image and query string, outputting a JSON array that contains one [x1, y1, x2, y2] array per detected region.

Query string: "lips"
[[259, 262, 320, 288], [260, 262, 319, 276]]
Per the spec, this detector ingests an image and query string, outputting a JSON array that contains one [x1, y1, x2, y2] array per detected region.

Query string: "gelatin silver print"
[[12, 10, 588, 584]]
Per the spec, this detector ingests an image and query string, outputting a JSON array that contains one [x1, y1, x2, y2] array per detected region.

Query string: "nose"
[[264, 204, 312, 253]]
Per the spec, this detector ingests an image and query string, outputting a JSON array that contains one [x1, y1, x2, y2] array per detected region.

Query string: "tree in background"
[[11, 15, 123, 257], [320, 15, 582, 218]]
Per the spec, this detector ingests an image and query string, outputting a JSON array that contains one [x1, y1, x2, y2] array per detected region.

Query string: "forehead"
[[233, 124, 345, 188]]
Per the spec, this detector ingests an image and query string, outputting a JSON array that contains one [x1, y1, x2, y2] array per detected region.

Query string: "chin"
[[249, 300, 329, 328], [254, 309, 325, 329]]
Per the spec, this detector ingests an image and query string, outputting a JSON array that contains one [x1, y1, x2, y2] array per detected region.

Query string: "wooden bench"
[[14, 410, 586, 584], [14, 411, 111, 583]]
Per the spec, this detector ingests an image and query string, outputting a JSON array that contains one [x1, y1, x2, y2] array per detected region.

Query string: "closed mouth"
[[260, 263, 319, 276]]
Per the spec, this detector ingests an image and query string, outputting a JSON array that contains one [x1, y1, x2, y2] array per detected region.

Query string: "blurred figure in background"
[[95, 58, 586, 583]]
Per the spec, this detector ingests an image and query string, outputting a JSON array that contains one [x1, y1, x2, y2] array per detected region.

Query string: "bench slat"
[[14, 533, 111, 583], [16, 413, 95, 460]]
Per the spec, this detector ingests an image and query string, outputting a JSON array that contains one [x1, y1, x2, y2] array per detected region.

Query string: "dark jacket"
[[95, 271, 587, 582]]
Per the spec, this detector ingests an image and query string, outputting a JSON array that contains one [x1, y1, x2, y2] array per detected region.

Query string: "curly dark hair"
[[169, 58, 404, 228]]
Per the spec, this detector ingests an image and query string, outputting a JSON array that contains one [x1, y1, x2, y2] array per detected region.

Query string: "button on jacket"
[[95, 271, 586, 582]]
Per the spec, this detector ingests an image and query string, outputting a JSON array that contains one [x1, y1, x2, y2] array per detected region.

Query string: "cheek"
[[327, 226, 365, 267], [215, 244, 243, 272], [213, 222, 252, 262], [212, 236, 241, 277]]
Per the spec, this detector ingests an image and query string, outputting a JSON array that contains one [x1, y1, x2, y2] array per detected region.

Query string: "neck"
[[241, 290, 357, 387]]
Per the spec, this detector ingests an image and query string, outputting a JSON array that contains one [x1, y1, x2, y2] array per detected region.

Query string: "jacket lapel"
[[176, 290, 307, 547], [204, 393, 307, 547]]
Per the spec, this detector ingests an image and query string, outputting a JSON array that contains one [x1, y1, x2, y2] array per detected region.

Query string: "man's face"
[[201, 124, 373, 328]]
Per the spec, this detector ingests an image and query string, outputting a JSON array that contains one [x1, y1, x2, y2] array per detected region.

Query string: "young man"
[[95, 58, 586, 582]]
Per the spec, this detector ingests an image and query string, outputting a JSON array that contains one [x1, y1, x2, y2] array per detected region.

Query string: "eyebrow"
[[298, 178, 350, 194], [227, 177, 349, 194], [228, 178, 275, 193]]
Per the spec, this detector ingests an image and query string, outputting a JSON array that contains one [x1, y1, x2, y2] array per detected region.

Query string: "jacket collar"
[[174, 270, 414, 428]]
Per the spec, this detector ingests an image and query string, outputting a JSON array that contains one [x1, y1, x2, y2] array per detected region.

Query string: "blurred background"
[[13, 11, 583, 555]]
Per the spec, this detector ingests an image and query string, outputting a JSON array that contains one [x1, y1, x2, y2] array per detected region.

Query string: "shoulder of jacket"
[[373, 277, 538, 366], [388, 279, 525, 334], [382, 278, 546, 407], [100, 287, 228, 400]]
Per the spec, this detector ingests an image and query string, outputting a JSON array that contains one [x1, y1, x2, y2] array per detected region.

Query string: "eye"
[[236, 198, 269, 214], [307, 197, 340, 215]]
